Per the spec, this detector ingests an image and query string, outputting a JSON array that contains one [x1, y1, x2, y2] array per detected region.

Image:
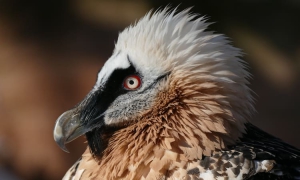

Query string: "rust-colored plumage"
[[54, 8, 300, 180], [76, 71, 248, 179]]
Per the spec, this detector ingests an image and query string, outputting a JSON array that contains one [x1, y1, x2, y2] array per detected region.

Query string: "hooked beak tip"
[[53, 124, 70, 153], [55, 137, 70, 153], [53, 109, 90, 153]]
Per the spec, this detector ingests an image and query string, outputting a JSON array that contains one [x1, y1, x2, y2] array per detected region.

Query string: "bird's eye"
[[123, 75, 141, 90]]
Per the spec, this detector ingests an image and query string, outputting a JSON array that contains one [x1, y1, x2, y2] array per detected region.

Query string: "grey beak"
[[53, 109, 89, 152]]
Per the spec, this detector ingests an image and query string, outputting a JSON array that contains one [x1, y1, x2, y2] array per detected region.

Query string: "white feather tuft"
[[114, 7, 254, 125]]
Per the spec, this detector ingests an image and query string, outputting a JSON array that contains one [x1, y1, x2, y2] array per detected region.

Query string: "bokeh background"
[[0, 0, 299, 179]]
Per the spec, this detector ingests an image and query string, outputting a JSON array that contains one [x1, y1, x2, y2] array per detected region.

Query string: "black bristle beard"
[[86, 128, 105, 157], [85, 126, 122, 157]]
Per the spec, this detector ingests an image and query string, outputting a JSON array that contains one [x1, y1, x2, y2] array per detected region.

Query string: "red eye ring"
[[123, 75, 141, 90]]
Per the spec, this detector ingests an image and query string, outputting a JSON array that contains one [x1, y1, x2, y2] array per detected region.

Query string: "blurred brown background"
[[0, 0, 299, 179]]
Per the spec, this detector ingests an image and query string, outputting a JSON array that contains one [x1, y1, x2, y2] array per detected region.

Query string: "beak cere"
[[53, 109, 89, 152]]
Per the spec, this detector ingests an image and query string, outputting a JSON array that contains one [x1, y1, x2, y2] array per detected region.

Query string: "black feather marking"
[[66, 157, 82, 179], [187, 168, 200, 176], [230, 155, 240, 165], [232, 166, 241, 176], [200, 157, 210, 169], [229, 123, 300, 179], [81, 56, 172, 157], [83, 59, 138, 156]]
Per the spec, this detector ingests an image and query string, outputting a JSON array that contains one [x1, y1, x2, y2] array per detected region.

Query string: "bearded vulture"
[[53, 8, 300, 180]]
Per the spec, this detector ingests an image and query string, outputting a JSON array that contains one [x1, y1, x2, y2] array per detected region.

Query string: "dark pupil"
[[129, 79, 135, 85]]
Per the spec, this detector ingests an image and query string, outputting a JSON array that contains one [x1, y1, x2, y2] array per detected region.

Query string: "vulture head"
[[54, 7, 254, 178]]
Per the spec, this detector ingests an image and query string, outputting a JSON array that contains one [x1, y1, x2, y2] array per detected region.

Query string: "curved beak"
[[53, 109, 89, 152]]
